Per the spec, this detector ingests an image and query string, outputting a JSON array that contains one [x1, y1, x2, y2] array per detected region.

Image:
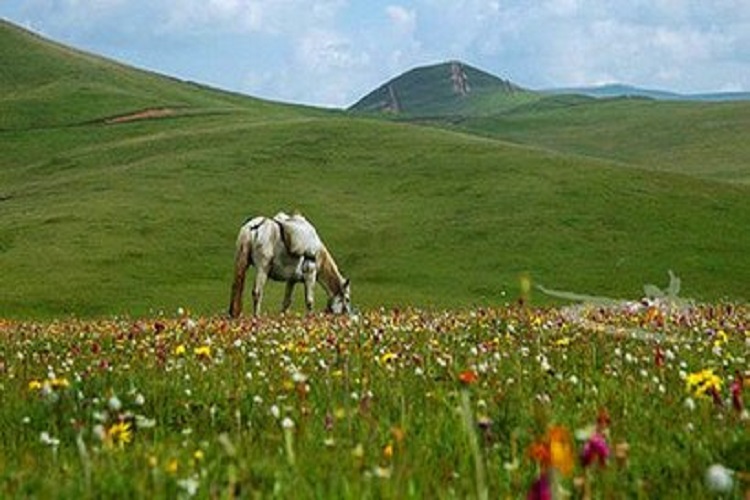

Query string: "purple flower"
[[581, 432, 610, 468], [527, 472, 551, 500]]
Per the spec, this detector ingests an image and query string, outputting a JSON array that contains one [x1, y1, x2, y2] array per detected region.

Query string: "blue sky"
[[2, 0, 749, 107]]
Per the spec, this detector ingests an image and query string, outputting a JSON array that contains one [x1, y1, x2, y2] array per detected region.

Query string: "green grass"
[[4, 113, 750, 318], [1, 19, 749, 500], [2, 19, 750, 320], [452, 97, 750, 185], [1, 305, 747, 498]]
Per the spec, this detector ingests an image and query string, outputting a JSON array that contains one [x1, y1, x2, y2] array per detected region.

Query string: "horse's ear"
[[343, 278, 350, 289]]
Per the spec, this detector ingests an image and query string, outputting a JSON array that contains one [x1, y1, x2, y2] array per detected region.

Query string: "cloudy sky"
[[2, 0, 749, 107]]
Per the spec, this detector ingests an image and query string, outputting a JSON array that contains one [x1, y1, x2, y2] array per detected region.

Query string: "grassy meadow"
[[1, 20, 750, 498], [450, 97, 750, 185], [3, 20, 750, 317], [2, 304, 748, 498]]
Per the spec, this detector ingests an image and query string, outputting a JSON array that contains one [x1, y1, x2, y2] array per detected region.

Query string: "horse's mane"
[[317, 245, 345, 295]]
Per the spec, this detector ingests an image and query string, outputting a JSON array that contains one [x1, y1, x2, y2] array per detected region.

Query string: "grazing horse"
[[229, 212, 352, 317]]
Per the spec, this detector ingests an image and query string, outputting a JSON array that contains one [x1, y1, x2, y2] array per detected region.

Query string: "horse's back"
[[273, 212, 322, 258]]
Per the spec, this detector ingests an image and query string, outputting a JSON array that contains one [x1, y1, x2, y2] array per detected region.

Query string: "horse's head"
[[326, 278, 352, 315]]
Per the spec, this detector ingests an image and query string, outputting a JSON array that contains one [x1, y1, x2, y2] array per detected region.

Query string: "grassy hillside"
[[0, 20, 315, 130], [2, 21, 750, 319], [451, 96, 750, 185], [348, 61, 538, 117]]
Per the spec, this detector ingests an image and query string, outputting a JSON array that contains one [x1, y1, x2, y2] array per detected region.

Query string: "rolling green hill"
[[0, 19, 317, 130], [2, 21, 750, 318], [453, 96, 750, 185], [348, 61, 538, 117]]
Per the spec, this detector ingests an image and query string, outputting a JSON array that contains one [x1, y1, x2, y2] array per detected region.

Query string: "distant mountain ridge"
[[545, 83, 750, 102], [348, 61, 536, 116], [350, 61, 750, 117]]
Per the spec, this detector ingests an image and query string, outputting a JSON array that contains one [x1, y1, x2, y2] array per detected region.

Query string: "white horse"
[[229, 212, 352, 317]]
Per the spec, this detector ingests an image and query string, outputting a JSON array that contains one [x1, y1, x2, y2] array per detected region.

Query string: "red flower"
[[458, 369, 479, 385], [654, 346, 665, 368]]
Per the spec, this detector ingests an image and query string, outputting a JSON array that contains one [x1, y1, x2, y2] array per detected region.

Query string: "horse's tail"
[[229, 224, 254, 318]]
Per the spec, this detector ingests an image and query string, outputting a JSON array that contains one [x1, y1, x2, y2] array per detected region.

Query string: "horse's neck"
[[317, 246, 344, 296]]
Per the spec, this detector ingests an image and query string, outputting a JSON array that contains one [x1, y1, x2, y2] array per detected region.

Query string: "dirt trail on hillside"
[[105, 108, 177, 124]]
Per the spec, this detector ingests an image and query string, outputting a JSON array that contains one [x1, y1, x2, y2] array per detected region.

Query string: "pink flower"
[[731, 371, 744, 413], [581, 432, 610, 468], [527, 472, 551, 500]]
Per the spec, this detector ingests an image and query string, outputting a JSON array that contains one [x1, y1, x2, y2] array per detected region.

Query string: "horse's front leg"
[[282, 281, 295, 313], [302, 267, 317, 313], [252, 268, 269, 316]]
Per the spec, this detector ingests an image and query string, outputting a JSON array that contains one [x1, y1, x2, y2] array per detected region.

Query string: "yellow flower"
[[28, 380, 42, 391], [50, 377, 70, 389], [555, 337, 571, 347], [107, 421, 133, 448], [380, 352, 397, 365], [194, 345, 211, 358], [193, 450, 205, 462], [713, 330, 728, 348], [686, 368, 723, 398], [174, 344, 186, 356], [548, 425, 575, 477], [166, 458, 179, 475]]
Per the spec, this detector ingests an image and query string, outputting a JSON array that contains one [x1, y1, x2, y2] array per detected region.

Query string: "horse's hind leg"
[[282, 281, 295, 313], [252, 268, 269, 316]]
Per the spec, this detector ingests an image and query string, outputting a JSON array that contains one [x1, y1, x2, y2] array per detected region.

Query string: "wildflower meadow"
[[1, 299, 748, 498]]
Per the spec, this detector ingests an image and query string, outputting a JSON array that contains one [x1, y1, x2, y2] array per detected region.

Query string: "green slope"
[[454, 96, 750, 185], [348, 61, 538, 117], [0, 19, 317, 130], [2, 22, 750, 318]]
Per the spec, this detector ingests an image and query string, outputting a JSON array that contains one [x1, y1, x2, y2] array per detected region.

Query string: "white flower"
[[270, 405, 281, 419], [281, 417, 295, 429], [93, 424, 106, 442], [108, 394, 122, 412], [684, 397, 696, 411], [40, 432, 60, 448], [135, 415, 156, 429], [177, 475, 200, 497], [372, 465, 392, 479], [704, 464, 734, 493]]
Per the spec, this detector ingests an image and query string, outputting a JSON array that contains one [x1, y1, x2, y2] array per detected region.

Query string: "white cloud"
[[386, 5, 416, 34], [160, 0, 347, 35], [2, 0, 749, 105], [296, 29, 368, 72]]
